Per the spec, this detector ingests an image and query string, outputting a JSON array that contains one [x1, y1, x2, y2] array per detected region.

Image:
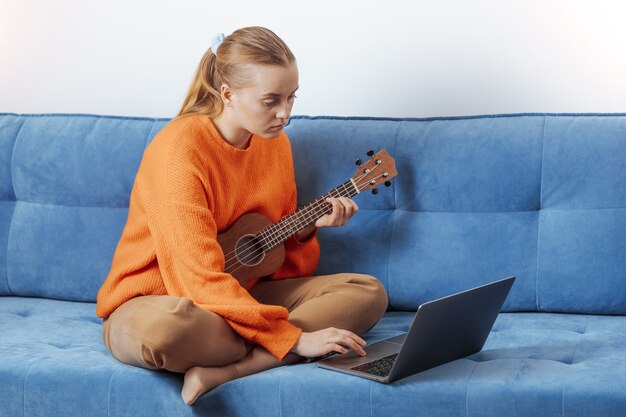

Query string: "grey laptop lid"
[[388, 275, 515, 382], [316, 276, 515, 383]]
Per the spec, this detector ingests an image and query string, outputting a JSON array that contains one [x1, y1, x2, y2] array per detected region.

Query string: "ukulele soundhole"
[[235, 234, 265, 266]]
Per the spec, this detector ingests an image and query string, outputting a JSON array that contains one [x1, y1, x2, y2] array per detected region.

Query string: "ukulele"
[[216, 149, 398, 287]]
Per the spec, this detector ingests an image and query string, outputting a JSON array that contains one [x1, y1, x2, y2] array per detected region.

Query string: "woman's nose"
[[276, 102, 290, 120]]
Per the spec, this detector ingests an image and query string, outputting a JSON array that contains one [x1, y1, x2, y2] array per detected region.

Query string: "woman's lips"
[[269, 124, 284, 130]]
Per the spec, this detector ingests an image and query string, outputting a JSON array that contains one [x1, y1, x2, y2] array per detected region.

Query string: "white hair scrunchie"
[[211, 33, 225, 55]]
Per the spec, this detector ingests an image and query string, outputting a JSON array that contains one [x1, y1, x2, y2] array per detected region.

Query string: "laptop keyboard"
[[351, 353, 398, 377]]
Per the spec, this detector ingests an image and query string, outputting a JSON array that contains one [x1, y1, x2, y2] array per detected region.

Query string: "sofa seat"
[[1, 296, 624, 417]]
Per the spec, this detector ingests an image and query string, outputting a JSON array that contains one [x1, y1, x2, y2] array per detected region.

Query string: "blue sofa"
[[1, 112, 625, 416]]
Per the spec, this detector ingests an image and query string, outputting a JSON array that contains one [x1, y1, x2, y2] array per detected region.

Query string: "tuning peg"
[[367, 149, 375, 157], [384, 180, 392, 187], [355, 159, 362, 166], [371, 188, 379, 195]]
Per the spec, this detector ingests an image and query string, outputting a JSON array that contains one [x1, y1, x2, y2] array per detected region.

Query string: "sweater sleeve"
[[138, 143, 302, 361]]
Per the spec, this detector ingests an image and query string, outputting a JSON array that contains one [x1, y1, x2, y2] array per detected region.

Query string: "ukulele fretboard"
[[259, 179, 358, 251]]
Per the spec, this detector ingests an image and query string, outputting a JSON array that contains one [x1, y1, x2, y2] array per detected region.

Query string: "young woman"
[[96, 26, 388, 406]]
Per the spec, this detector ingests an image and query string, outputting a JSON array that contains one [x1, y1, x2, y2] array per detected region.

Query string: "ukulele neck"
[[259, 179, 359, 251]]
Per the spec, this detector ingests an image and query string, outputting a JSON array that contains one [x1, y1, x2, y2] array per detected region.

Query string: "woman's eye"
[[263, 95, 296, 107]]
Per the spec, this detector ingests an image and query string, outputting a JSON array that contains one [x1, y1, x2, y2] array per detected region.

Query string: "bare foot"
[[181, 365, 237, 405]]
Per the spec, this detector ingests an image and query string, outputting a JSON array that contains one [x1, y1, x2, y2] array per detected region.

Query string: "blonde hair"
[[176, 26, 296, 119]]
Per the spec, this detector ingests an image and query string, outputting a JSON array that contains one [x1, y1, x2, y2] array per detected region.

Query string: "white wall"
[[1, 0, 625, 118]]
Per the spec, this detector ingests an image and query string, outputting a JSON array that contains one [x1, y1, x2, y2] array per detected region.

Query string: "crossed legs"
[[102, 273, 388, 405]]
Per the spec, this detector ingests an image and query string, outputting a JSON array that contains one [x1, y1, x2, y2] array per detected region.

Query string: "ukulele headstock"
[[352, 149, 397, 194]]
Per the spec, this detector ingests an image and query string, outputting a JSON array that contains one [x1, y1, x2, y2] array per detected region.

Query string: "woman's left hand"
[[315, 197, 359, 228]]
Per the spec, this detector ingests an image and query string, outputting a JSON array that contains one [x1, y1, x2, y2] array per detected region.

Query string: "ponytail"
[[176, 26, 296, 119], [176, 48, 224, 118]]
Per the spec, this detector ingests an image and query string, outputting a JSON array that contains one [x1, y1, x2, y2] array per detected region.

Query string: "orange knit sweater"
[[96, 114, 320, 360]]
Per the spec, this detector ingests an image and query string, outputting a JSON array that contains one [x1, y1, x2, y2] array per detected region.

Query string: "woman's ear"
[[220, 84, 233, 106]]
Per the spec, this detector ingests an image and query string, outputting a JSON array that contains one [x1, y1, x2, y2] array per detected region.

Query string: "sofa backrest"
[[1, 113, 624, 315], [0, 114, 167, 302], [286, 114, 626, 315]]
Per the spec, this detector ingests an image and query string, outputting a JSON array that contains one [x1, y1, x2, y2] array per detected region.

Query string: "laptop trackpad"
[[319, 339, 401, 369]]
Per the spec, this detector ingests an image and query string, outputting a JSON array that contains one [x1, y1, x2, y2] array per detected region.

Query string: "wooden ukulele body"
[[216, 213, 286, 286]]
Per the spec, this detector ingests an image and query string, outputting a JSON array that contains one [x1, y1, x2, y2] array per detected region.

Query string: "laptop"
[[316, 275, 515, 383]]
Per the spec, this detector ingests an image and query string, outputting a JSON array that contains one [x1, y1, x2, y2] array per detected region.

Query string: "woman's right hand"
[[291, 327, 367, 358]]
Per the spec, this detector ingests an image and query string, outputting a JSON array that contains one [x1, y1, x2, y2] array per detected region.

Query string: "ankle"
[[225, 363, 239, 381]]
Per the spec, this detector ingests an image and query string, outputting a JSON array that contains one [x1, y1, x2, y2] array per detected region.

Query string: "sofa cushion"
[[538, 116, 626, 313], [1, 297, 624, 416], [0, 114, 168, 301], [0, 114, 22, 296]]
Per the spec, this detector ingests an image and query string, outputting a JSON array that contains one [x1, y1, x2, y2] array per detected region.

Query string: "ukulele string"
[[222, 169, 384, 273], [223, 182, 353, 273], [221, 177, 355, 268], [223, 183, 355, 273], [223, 168, 386, 273], [223, 186, 345, 277], [225, 171, 372, 264], [225, 171, 385, 273], [239, 165, 385, 259]]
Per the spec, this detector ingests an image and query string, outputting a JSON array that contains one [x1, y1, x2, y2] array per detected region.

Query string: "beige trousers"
[[102, 273, 388, 373]]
